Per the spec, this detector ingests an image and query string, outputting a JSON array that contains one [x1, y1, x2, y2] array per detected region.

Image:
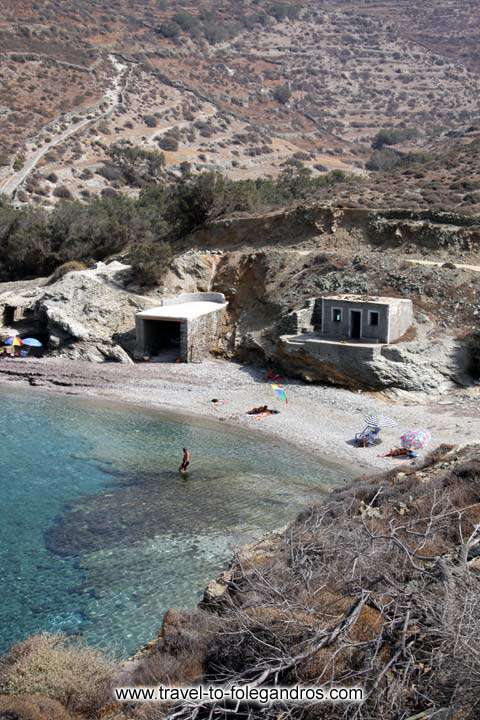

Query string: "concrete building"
[[0, 295, 31, 327], [135, 292, 228, 363], [277, 294, 415, 388], [321, 295, 413, 343]]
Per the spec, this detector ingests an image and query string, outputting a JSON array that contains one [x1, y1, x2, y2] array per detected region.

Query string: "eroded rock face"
[[276, 329, 468, 393], [0, 204, 476, 391]]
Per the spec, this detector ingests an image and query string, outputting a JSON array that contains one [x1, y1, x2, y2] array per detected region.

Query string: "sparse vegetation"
[[372, 127, 419, 149], [129, 240, 172, 286], [0, 634, 114, 716], [47, 259, 88, 284], [273, 84, 292, 104], [136, 445, 480, 720]]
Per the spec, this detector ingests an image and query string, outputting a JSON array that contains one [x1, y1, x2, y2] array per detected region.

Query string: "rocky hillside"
[[123, 442, 479, 720], [1, 0, 480, 208], [2, 203, 479, 392]]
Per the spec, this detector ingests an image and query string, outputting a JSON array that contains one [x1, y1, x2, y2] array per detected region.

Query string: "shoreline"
[[1, 357, 479, 473]]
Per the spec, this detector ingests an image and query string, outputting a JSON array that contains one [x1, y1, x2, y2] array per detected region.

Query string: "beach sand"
[[0, 357, 479, 473]]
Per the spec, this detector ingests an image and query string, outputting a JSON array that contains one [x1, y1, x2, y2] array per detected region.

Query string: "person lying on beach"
[[380, 447, 417, 459], [179, 447, 191, 473], [247, 405, 280, 416]]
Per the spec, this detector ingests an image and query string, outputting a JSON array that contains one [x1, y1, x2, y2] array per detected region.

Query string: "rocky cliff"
[[0, 205, 478, 392]]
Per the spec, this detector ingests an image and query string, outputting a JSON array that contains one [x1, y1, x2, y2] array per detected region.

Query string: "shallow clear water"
[[0, 387, 347, 658]]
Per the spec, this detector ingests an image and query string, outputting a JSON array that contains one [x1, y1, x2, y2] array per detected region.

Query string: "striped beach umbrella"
[[400, 429, 432, 450], [364, 414, 397, 429], [4, 336, 22, 347], [271, 384, 288, 404]]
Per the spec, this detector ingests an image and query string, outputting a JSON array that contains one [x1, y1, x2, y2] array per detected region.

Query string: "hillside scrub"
[[0, 168, 352, 282], [0, 694, 73, 720], [0, 634, 114, 716], [129, 240, 172, 286], [372, 127, 419, 150], [132, 444, 480, 720]]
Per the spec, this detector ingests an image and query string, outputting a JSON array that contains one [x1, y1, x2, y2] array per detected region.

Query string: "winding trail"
[[0, 55, 128, 200]]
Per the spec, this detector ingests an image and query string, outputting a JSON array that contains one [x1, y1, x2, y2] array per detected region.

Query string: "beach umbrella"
[[400, 429, 432, 450], [364, 414, 397, 429], [4, 336, 22, 347], [21, 338, 43, 348], [271, 384, 288, 404]]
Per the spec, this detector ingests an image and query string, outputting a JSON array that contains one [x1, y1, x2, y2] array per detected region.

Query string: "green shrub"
[[143, 114, 158, 128], [53, 185, 72, 199], [273, 85, 292, 104], [129, 240, 172, 286], [172, 11, 200, 33], [0, 634, 114, 716], [156, 21, 181, 39], [13, 155, 25, 171], [372, 127, 418, 150], [467, 331, 480, 378], [268, 2, 300, 21], [366, 148, 431, 171], [166, 172, 228, 235], [157, 135, 179, 152]]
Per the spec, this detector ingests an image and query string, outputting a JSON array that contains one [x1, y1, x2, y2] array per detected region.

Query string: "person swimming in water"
[[179, 447, 191, 473]]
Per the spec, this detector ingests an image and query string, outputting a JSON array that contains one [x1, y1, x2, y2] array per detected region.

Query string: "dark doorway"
[[3, 306, 15, 325], [144, 319, 181, 358], [350, 311, 362, 340]]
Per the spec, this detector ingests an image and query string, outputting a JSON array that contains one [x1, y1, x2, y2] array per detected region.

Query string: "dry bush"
[[0, 694, 72, 720], [133, 610, 216, 688], [0, 634, 114, 716], [48, 260, 88, 284], [161, 445, 480, 720]]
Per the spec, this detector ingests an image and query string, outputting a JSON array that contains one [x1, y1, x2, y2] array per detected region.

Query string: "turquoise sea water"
[[0, 387, 347, 658]]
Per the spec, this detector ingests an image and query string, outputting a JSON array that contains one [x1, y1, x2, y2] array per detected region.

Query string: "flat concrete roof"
[[323, 294, 409, 306], [137, 301, 227, 322]]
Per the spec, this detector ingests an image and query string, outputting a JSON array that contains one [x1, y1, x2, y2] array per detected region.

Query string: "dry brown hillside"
[[1, 1, 479, 207]]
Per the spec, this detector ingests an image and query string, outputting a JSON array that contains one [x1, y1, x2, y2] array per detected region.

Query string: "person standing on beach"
[[179, 447, 191, 473]]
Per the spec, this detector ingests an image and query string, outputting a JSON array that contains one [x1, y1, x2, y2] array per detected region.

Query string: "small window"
[[369, 311, 379, 327], [332, 308, 342, 323]]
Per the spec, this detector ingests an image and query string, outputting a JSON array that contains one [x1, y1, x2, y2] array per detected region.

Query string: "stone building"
[[280, 294, 413, 345], [135, 292, 228, 363], [0, 296, 31, 327], [321, 295, 413, 343]]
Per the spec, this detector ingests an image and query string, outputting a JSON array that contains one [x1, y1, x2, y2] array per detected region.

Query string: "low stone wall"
[[162, 292, 226, 307]]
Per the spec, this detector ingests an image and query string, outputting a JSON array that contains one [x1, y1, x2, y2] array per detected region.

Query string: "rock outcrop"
[[0, 204, 477, 392], [276, 325, 469, 393]]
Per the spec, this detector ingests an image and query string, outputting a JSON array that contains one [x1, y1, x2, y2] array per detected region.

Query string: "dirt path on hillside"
[[0, 55, 129, 199]]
